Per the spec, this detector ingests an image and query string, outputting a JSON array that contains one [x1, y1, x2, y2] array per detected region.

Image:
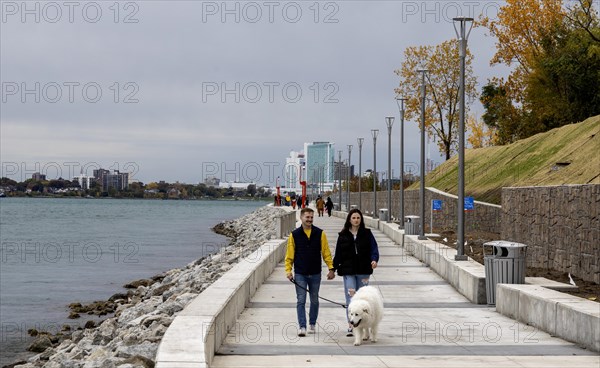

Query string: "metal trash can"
[[404, 215, 420, 235], [484, 240, 527, 305], [379, 208, 388, 221]]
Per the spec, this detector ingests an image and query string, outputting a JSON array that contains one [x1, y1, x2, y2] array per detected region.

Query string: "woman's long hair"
[[342, 208, 366, 233]]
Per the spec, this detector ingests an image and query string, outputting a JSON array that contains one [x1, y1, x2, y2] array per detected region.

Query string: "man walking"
[[285, 208, 335, 336]]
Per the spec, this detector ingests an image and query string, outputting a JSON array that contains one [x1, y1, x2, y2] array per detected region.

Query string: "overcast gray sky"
[[1, 0, 510, 185]]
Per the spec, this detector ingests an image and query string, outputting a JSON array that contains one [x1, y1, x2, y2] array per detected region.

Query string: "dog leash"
[[289, 277, 347, 309]]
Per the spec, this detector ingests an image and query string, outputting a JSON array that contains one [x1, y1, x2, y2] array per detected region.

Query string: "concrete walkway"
[[211, 214, 599, 368]]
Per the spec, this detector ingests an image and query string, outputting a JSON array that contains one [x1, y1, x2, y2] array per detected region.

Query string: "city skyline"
[[2, 2, 510, 184]]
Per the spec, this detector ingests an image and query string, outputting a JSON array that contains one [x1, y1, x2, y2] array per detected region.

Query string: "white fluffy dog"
[[347, 285, 384, 346]]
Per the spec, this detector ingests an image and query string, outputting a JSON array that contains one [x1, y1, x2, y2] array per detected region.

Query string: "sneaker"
[[309, 325, 316, 333], [346, 327, 353, 337], [298, 327, 306, 337]]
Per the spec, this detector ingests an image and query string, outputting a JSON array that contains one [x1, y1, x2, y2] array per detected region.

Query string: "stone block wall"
[[349, 187, 501, 234], [501, 185, 600, 284]]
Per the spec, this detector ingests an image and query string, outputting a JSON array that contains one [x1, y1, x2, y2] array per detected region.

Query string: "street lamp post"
[[417, 69, 428, 240], [357, 138, 364, 211], [396, 97, 407, 228], [338, 150, 343, 211], [371, 129, 379, 218], [453, 16, 473, 261], [347, 145, 352, 211], [385, 116, 394, 222]]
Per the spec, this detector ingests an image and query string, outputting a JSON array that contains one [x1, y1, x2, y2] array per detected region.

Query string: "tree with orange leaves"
[[479, 0, 566, 103], [394, 40, 477, 161], [466, 114, 496, 148], [480, 0, 600, 141]]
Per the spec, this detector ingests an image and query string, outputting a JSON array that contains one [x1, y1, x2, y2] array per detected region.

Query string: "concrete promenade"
[[211, 213, 598, 368]]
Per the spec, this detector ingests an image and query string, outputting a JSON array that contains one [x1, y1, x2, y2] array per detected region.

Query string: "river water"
[[0, 197, 264, 365]]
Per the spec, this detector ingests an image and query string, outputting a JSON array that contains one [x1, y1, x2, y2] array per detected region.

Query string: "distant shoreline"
[[0, 195, 271, 202]]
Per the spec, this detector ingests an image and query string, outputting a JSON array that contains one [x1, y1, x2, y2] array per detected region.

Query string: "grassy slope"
[[417, 115, 600, 204]]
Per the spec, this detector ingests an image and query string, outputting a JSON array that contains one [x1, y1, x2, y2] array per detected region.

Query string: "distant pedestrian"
[[316, 196, 325, 217], [325, 197, 334, 217], [285, 208, 335, 336]]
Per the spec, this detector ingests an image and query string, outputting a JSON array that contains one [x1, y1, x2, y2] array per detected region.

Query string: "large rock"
[[27, 336, 52, 353]]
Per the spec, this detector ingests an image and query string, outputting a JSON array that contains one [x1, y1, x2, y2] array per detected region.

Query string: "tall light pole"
[[347, 144, 352, 211], [417, 69, 428, 240], [338, 150, 343, 211], [371, 129, 379, 218], [454, 16, 473, 261], [385, 116, 394, 222], [357, 138, 364, 211], [396, 96, 407, 228]]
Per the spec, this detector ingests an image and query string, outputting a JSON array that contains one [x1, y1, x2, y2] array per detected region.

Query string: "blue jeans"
[[343, 274, 370, 322], [294, 273, 321, 328]]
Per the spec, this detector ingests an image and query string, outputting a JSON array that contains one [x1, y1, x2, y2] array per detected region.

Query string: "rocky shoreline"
[[6, 206, 288, 368]]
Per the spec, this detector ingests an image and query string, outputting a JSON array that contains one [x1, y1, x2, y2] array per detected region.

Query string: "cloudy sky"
[[1, 0, 510, 185]]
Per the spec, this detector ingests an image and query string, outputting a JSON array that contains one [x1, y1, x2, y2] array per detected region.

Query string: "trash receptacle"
[[350, 205, 358, 210], [404, 215, 420, 235], [484, 240, 527, 305], [379, 208, 388, 221]]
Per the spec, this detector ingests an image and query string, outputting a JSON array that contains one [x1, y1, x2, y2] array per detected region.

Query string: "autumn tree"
[[479, 0, 565, 103], [466, 114, 496, 148], [526, 24, 600, 128], [479, 0, 600, 141], [394, 40, 477, 160], [480, 82, 525, 144], [565, 0, 600, 43]]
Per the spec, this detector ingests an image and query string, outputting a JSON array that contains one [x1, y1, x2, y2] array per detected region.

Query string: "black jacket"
[[291, 226, 324, 275], [333, 228, 379, 276]]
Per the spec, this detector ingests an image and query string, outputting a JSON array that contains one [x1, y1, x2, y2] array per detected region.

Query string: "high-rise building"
[[304, 142, 334, 184], [284, 151, 304, 190], [93, 169, 128, 192]]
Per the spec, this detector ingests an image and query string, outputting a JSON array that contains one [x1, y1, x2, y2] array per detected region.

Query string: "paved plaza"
[[211, 214, 599, 368]]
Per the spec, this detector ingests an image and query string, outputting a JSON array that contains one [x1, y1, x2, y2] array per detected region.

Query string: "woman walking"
[[332, 208, 379, 336], [324, 197, 334, 217]]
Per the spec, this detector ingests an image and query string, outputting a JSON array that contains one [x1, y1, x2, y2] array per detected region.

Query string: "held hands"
[[327, 270, 335, 280], [371, 261, 378, 269]]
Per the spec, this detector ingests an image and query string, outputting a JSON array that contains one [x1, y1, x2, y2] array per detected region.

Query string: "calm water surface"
[[0, 197, 264, 365]]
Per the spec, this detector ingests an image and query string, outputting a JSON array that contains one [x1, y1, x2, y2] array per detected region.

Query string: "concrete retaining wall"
[[501, 184, 600, 284], [155, 238, 288, 367], [497, 284, 600, 352]]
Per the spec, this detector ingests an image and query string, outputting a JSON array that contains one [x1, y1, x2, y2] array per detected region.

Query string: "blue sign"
[[464, 196, 474, 211], [432, 199, 442, 211]]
